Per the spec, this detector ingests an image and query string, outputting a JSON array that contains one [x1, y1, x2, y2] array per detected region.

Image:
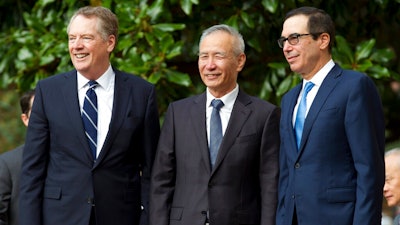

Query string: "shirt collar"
[[303, 59, 335, 87], [206, 84, 239, 111], [77, 65, 114, 90]]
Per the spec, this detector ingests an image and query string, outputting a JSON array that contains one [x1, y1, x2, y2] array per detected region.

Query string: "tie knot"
[[88, 80, 98, 89], [211, 99, 224, 110], [304, 81, 315, 94]]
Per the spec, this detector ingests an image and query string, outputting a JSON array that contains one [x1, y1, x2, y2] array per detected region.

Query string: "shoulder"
[[0, 145, 23, 165], [238, 90, 278, 111], [114, 69, 154, 89]]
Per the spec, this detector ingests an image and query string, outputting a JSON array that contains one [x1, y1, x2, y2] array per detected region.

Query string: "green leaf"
[[356, 39, 375, 61], [180, 0, 193, 15], [370, 48, 395, 63], [152, 23, 186, 32], [333, 35, 354, 64], [276, 75, 295, 97], [367, 65, 391, 79], [261, 0, 279, 13], [240, 11, 255, 29], [166, 70, 191, 87]]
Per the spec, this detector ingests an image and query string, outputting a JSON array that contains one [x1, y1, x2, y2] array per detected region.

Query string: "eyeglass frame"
[[277, 33, 312, 48]]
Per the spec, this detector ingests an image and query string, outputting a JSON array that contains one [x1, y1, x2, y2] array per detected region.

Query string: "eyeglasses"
[[277, 33, 311, 48]]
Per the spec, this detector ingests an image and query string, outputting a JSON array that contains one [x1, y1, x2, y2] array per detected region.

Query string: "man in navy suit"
[[19, 6, 160, 225], [276, 7, 385, 225], [0, 90, 34, 225], [150, 24, 280, 225]]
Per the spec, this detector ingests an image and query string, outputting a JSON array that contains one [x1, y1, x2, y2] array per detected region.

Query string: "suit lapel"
[[298, 64, 343, 154], [211, 91, 252, 174], [190, 93, 212, 174], [61, 71, 94, 162], [94, 70, 130, 167], [287, 84, 302, 155]]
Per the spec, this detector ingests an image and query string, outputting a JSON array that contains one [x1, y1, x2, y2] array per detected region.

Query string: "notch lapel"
[[211, 91, 251, 174], [61, 71, 94, 162], [93, 71, 130, 167], [191, 94, 212, 174], [298, 65, 343, 154]]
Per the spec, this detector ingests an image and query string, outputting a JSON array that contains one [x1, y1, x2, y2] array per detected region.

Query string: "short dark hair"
[[285, 6, 335, 51], [20, 89, 35, 115]]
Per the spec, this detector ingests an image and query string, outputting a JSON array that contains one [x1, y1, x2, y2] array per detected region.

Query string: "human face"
[[68, 15, 115, 80], [281, 15, 325, 80], [384, 154, 400, 207], [198, 31, 245, 98]]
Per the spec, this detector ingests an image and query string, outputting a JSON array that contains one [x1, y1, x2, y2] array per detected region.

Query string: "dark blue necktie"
[[210, 99, 224, 168], [294, 82, 314, 149], [82, 80, 98, 159]]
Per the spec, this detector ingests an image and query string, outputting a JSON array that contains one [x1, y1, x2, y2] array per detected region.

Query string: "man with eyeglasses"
[[276, 6, 385, 225]]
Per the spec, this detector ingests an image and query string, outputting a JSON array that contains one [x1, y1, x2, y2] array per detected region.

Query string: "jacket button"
[[294, 163, 300, 168]]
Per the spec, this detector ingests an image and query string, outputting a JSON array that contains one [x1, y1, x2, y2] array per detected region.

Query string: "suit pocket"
[[43, 186, 62, 200], [326, 187, 355, 203], [170, 207, 183, 220]]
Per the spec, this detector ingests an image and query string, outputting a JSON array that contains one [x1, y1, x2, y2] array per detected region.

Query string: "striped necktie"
[[82, 80, 98, 159]]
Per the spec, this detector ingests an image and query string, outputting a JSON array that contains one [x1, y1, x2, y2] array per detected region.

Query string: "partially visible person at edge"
[[276, 6, 385, 225], [384, 148, 400, 225], [19, 6, 160, 225], [0, 90, 35, 225], [149, 24, 280, 225]]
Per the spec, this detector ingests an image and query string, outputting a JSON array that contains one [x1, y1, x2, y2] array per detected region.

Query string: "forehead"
[[199, 31, 234, 53], [281, 14, 309, 36], [68, 15, 98, 34]]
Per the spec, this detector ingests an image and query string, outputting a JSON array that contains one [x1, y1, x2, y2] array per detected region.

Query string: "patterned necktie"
[[210, 99, 224, 168], [294, 82, 314, 149], [82, 80, 98, 159]]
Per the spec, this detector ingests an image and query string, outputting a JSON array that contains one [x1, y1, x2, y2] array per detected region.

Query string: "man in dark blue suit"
[[19, 6, 160, 225], [0, 90, 34, 225], [276, 7, 385, 225]]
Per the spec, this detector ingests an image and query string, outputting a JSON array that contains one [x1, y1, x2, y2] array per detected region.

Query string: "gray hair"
[[67, 6, 119, 44], [385, 148, 400, 157], [199, 24, 245, 56]]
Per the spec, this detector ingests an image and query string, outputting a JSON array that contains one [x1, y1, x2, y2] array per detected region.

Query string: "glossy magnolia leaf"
[[354, 60, 373, 72], [356, 39, 375, 61], [276, 75, 296, 97], [166, 70, 191, 87], [153, 23, 186, 32], [334, 35, 354, 64], [148, 71, 162, 84], [371, 48, 395, 64], [180, 0, 193, 15], [147, 0, 163, 19], [368, 65, 391, 79], [261, 0, 279, 13], [240, 11, 255, 29]]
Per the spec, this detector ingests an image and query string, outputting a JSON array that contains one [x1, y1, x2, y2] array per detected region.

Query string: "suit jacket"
[[0, 145, 23, 225], [150, 90, 280, 225], [19, 68, 160, 225], [276, 64, 385, 225]]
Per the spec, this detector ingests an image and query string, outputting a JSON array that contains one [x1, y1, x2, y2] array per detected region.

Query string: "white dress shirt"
[[77, 65, 115, 157], [292, 59, 335, 126], [206, 84, 239, 147]]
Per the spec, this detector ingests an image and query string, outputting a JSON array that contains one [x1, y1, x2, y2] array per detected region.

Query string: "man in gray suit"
[[0, 90, 35, 225], [149, 24, 280, 225]]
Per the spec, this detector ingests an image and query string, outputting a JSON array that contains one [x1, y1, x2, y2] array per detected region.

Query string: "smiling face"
[[198, 31, 246, 98], [384, 153, 400, 207], [68, 15, 115, 80], [281, 14, 330, 80]]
